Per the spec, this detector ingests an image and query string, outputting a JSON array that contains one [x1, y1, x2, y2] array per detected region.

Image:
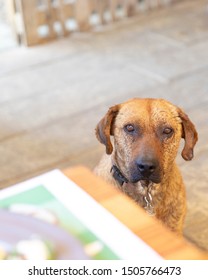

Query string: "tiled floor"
[[0, 0, 208, 251]]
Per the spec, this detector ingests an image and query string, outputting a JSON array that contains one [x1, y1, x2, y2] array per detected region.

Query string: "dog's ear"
[[178, 108, 198, 161], [95, 105, 120, 155]]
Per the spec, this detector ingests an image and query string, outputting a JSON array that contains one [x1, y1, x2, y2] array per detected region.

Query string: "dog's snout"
[[137, 162, 156, 173], [136, 158, 158, 177]]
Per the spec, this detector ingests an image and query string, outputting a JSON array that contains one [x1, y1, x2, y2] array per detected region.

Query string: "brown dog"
[[94, 98, 198, 234]]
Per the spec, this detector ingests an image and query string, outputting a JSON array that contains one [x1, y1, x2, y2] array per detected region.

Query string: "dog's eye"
[[124, 124, 135, 133], [163, 127, 173, 135]]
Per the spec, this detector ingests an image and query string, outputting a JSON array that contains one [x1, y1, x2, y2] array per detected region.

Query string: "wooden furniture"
[[8, 0, 177, 46], [63, 166, 208, 260]]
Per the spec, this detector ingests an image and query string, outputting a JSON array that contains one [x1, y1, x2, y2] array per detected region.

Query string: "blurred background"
[[0, 0, 208, 252]]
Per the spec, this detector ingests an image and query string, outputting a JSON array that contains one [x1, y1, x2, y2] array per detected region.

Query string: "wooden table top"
[[63, 166, 207, 260]]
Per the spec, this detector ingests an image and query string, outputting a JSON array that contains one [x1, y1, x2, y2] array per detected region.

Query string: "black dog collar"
[[111, 165, 128, 186], [111, 165, 155, 215]]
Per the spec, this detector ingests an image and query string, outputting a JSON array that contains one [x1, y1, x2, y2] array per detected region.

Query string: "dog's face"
[[96, 98, 198, 184]]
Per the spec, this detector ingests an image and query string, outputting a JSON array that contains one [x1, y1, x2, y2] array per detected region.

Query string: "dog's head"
[[96, 98, 198, 184]]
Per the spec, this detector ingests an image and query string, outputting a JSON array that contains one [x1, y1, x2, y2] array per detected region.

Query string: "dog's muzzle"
[[130, 157, 162, 184]]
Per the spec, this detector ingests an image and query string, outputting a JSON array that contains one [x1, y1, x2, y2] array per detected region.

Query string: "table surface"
[[63, 166, 207, 260]]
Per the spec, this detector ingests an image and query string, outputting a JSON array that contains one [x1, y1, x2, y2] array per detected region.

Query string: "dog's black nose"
[[136, 158, 157, 177]]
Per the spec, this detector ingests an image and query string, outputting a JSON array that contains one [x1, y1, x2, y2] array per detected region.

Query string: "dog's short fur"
[[94, 98, 198, 234]]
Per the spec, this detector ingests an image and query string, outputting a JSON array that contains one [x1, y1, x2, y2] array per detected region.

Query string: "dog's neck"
[[110, 165, 128, 186], [110, 163, 156, 215]]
